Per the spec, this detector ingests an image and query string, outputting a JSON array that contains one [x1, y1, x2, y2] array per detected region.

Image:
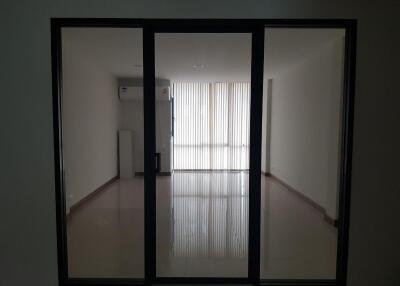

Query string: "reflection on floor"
[[67, 172, 337, 279], [156, 172, 249, 277], [260, 176, 337, 279], [67, 179, 144, 278]]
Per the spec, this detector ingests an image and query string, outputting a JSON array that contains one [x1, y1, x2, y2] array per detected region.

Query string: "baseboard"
[[68, 175, 119, 215], [157, 172, 172, 176], [134, 171, 172, 176], [262, 171, 271, 176], [324, 214, 338, 227], [267, 174, 337, 228]]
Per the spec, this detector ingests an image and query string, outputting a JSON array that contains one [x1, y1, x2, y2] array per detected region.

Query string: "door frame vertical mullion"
[[248, 25, 265, 282], [143, 24, 157, 283]]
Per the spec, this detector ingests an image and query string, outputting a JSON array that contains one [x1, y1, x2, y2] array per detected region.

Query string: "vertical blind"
[[173, 82, 251, 170]]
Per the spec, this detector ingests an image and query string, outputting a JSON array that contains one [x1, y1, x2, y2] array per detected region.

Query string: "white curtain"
[[173, 82, 250, 170]]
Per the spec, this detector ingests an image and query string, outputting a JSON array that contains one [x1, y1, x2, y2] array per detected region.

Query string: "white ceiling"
[[155, 33, 252, 82], [265, 28, 344, 77], [62, 27, 344, 82], [62, 28, 144, 78]]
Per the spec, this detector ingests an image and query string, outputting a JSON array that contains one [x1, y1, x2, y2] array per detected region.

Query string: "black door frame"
[[51, 18, 357, 286]]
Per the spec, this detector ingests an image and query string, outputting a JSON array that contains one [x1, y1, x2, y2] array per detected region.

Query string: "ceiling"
[[155, 33, 252, 82], [62, 27, 344, 82], [265, 28, 344, 77], [62, 28, 144, 78]]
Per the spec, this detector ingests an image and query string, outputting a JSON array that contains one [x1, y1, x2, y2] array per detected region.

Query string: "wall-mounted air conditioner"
[[119, 86, 170, 101]]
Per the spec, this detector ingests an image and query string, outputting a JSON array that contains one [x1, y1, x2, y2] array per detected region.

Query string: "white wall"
[[261, 80, 268, 173], [2, 1, 400, 286], [261, 78, 272, 174], [269, 37, 344, 219], [120, 99, 144, 172], [62, 31, 120, 211], [156, 99, 172, 172], [119, 89, 171, 173]]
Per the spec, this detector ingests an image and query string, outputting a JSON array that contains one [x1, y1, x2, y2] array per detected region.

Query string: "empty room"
[[60, 25, 346, 282]]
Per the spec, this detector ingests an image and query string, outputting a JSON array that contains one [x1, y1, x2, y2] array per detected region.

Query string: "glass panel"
[[155, 33, 252, 277], [61, 28, 144, 278], [260, 28, 345, 279]]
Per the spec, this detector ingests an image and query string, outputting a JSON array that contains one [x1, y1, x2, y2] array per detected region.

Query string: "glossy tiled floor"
[[156, 172, 249, 277], [67, 172, 337, 279], [67, 179, 145, 278], [260, 176, 337, 279]]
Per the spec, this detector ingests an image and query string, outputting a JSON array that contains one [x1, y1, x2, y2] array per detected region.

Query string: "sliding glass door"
[[60, 27, 145, 278], [259, 28, 345, 280], [53, 19, 354, 286], [154, 32, 253, 278]]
